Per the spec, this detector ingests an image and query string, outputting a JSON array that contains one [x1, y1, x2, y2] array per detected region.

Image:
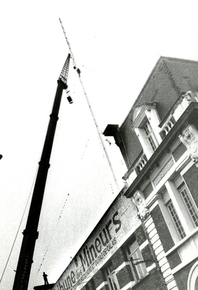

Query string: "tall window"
[[125, 240, 147, 282], [167, 200, 186, 239], [178, 184, 198, 227], [143, 121, 157, 151], [164, 178, 198, 243], [105, 262, 120, 290]]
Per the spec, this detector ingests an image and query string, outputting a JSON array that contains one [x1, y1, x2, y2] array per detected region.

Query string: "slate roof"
[[119, 56, 198, 168]]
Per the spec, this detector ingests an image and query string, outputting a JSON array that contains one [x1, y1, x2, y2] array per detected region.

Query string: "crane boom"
[[12, 54, 71, 290]]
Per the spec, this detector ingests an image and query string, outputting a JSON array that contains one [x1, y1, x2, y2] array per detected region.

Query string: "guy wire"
[[59, 18, 119, 191], [37, 193, 70, 273], [0, 167, 38, 283]]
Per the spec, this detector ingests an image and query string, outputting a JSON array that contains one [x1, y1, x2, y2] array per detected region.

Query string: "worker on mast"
[[43, 272, 49, 285], [73, 66, 81, 77]]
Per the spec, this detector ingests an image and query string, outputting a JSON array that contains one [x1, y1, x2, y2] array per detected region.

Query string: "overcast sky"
[[1, 1, 198, 289]]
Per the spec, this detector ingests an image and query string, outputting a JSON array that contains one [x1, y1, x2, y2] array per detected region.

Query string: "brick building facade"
[[104, 57, 198, 290], [37, 56, 198, 290], [51, 189, 165, 290]]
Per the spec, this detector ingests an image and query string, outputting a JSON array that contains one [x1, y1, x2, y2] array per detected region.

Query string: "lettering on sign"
[[53, 211, 121, 290], [53, 196, 140, 290]]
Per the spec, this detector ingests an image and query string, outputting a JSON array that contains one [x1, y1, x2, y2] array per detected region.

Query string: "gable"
[[119, 57, 198, 167]]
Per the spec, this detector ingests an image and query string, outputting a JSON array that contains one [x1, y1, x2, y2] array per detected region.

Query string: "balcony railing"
[[160, 91, 198, 139], [160, 116, 175, 139], [136, 154, 148, 173]]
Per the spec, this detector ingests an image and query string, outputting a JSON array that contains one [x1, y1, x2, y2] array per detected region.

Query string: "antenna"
[[59, 53, 71, 84], [59, 18, 120, 191]]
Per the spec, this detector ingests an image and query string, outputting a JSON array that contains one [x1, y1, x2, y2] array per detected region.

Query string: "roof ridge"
[[120, 56, 198, 129]]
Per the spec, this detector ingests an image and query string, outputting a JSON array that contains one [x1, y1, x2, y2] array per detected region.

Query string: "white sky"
[[1, 1, 198, 289]]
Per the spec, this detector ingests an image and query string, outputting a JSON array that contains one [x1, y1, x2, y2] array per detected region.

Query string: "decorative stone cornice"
[[124, 102, 198, 198], [132, 103, 157, 129], [179, 124, 198, 167]]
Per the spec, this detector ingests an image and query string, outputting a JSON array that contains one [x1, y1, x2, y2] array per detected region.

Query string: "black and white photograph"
[[0, 1, 198, 290]]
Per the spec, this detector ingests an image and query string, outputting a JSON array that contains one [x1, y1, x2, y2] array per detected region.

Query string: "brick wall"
[[132, 270, 167, 290], [167, 250, 181, 270], [93, 270, 105, 289], [135, 225, 147, 246], [116, 265, 134, 289], [172, 142, 186, 161], [111, 248, 125, 269], [151, 205, 174, 252], [141, 244, 155, 268], [183, 164, 198, 207], [174, 260, 196, 290]]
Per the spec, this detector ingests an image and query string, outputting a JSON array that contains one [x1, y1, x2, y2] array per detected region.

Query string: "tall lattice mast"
[[12, 54, 71, 290]]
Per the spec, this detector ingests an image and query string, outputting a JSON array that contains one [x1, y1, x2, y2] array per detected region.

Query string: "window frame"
[[178, 183, 198, 227], [133, 105, 160, 160], [124, 238, 147, 284], [104, 261, 120, 290], [142, 121, 158, 151], [167, 200, 186, 239], [163, 177, 198, 243]]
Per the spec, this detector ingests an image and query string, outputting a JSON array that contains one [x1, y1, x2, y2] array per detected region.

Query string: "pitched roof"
[[119, 56, 198, 167]]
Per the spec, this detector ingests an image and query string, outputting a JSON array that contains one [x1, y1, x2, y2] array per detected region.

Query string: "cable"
[[37, 193, 70, 273], [81, 137, 90, 160], [0, 168, 38, 283], [59, 18, 119, 192]]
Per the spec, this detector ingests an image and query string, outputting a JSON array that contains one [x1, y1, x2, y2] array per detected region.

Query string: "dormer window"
[[132, 103, 161, 160], [143, 121, 158, 151]]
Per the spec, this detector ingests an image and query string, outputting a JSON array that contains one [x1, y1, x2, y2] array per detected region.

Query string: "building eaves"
[[124, 102, 198, 199]]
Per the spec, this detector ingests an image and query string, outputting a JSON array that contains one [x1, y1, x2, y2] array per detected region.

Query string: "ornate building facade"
[[38, 56, 198, 290], [104, 57, 198, 290]]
